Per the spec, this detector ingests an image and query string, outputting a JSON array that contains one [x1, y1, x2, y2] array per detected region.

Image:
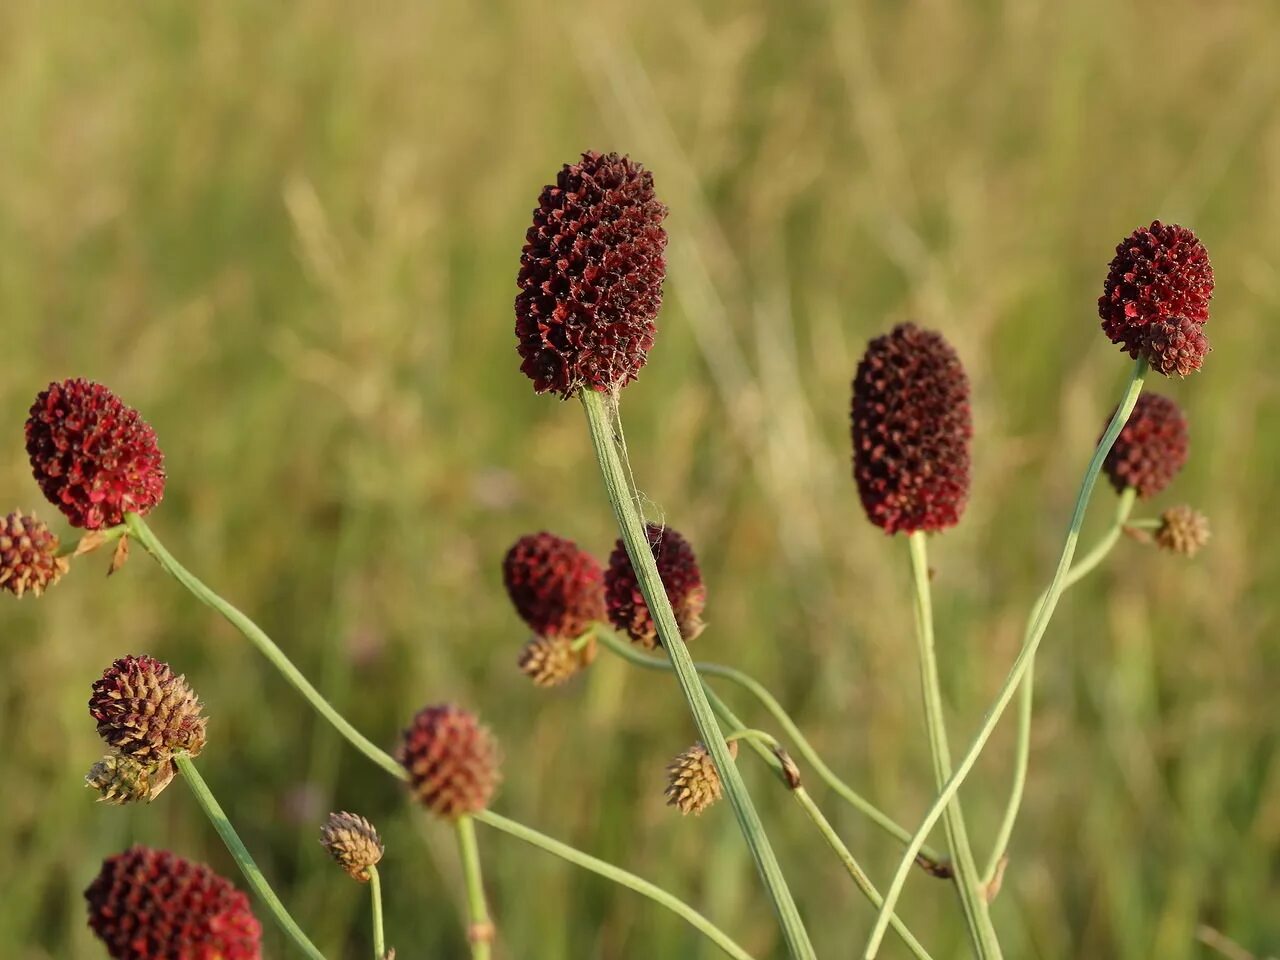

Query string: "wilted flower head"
[[400, 704, 500, 818], [320, 811, 385, 881], [515, 151, 669, 397], [86, 753, 176, 805], [0, 510, 69, 598], [517, 634, 596, 687], [1155, 505, 1210, 557], [85, 845, 262, 959], [1099, 221, 1213, 376], [605, 523, 705, 650], [25, 379, 166, 529], [502, 532, 606, 639], [665, 741, 738, 815], [1102, 393, 1188, 498], [851, 323, 972, 534], [89, 655, 206, 762]]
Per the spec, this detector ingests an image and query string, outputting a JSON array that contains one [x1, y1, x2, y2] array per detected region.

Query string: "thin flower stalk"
[[455, 817, 493, 960], [367, 865, 387, 960], [863, 358, 1149, 958]]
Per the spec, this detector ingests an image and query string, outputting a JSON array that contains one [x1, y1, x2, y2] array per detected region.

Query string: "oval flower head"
[[0, 510, 69, 598], [400, 703, 501, 819], [605, 523, 705, 650], [1101, 393, 1189, 498]]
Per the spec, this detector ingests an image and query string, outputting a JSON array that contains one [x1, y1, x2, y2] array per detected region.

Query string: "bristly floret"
[[1101, 393, 1189, 498], [320, 811, 385, 881], [399, 704, 500, 818], [605, 523, 705, 650], [515, 151, 669, 397], [502, 532, 606, 639], [850, 323, 972, 534], [0, 510, 69, 598], [25, 379, 166, 529], [1098, 221, 1213, 376], [88, 655, 207, 762]]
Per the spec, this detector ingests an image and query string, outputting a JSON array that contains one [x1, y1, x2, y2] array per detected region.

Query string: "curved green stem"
[[367, 865, 387, 960], [580, 389, 813, 960], [455, 816, 493, 959], [174, 754, 327, 960], [981, 487, 1137, 886], [126, 513, 403, 780], [907, 532, 1001, 958], [862, 359, 1147, 958], [474, 810, 756, 960]]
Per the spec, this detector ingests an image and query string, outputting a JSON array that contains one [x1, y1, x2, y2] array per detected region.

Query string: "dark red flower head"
[[605, 523, 705, 650], [515, 151, 669, 397], [850, 323, 972, 534], [1098, 221, 1213, 376], [89, 655, 207, 762], [400, 704, 500, 818], [502, 532, 606, 638], [85, 845, 262, 959], [25, 379, 165, 529], [1101, 392, 1189, 498]]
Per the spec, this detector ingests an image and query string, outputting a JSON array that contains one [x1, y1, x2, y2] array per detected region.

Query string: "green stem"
[[592, 624, 947, 871], [126, 513, 403, 780], [907, 532, 1001, 959], [174, 754, 327, 960], [455, 816, 493, 960], [580, 389, 814, 960], [862, 358, 1147, 958], [367, 865, 387, 960], [981, 487, 1137, 886], [474, 810, 756, 960]]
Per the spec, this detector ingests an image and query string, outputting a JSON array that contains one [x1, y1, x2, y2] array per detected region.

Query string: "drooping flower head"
[[850, 323, 972, 534], [1154, 505, 1210, 557], [25, 379, 166, 529], [605, 523, 705, 650], [85, 846, 262, 959], [1102, 393, 1188, 498], [400, 704, 500, 818], [0, 510, 69, 598], [86, 753, 177, 805], [1099, 221, 1213, 376], [514, 151, 669, 397], [665, 741, 737, 815], [89, 655, 207, 762], [320, 811, 385, 881], [502, 532, 606, 639]]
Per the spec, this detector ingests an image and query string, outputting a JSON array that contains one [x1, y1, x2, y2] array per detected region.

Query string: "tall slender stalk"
[[455, 816, 493, 960], [580, 388, 814, 960], [862, 358, 1148, 958], [907, 532, 1001, 958], [174, 754, 327, 960], [367, 865, 387, 960]]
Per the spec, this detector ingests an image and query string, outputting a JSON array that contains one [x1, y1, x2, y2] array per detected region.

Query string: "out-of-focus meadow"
[[2, 1, 1278, 957]]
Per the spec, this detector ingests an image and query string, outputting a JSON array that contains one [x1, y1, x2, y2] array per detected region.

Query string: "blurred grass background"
[[1, 0, 1277, 957]]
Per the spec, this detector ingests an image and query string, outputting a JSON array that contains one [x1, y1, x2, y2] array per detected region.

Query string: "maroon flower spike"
[[605, 523, 706, 650], [1098, 221, 1213, 376], [515, 151, 669, 397], [85, 845, 262, 960], [400, 704, 500, 818], [25, 379, 166, 529], [0, 510, 69, 598], [1101, 393, 1189, 498], [89, 655, 207, 762], [850, 323, 972, 534], [503, 532, 606, 638]]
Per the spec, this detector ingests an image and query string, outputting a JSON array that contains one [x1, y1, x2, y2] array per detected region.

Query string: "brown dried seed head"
[[1155, 505, 1210, 557], [665, 741, 738, 816], [320, 811, 385, 881], [0, 510, 69, 598], [400, 704, 501, 818], [86, 754, 176, 805], [517, 634, 595, 687], [88, 655, 207, 762]]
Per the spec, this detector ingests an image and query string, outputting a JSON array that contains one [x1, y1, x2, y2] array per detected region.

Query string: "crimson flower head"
[[502, 532, 606, 638], [400, 704, 500, 818], [515, 151, 669, 397], [1099, 221, 1213, 376], [605, 523, 705, 650], [85, 845, 262, 959], [25, 379, 165, 529], [1102, 392, 1189, 498], [850, 323, 972, 534]]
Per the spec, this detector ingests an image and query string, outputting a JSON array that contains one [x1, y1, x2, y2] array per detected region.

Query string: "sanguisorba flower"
[[517, 634, 593, 687], [320, 811, 385, 881], [85, 845, 262, 960], [1154, 505, 1210, 557], [400, 704, 500, 818], [605, 523, 705, 650], [25, 378, 166, 529], [1099, 221, 1213, 376], [503, 532, 606, 639], [89, 655, 207, 763], [851, 323, 972, 535], [86, 753, 177, 805], [1102, 393, 1189, 498], [514, 151, 669, 397], [0, 509, 69, 598], [665, 741, 738, 816]]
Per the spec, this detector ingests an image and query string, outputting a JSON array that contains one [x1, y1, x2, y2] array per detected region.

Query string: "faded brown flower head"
[[0, 510, 69, 598], [89, 655, 207, 762], [400, 704, 500, 818], [665, 741, 737, 816], [1155, 505, 1210, 557], [86, 754, 176, 805], [502, 532, 606, 639], [320, 811, 385, 881], [517, 634, 596, 687], [1102, 393, 1189, 498], [605, 523, 706, 650]]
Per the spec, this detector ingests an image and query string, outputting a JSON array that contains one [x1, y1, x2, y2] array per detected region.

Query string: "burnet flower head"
[[399, 703, 500, 819], [0, 509, 69, 598], [605, 523, 705, 650], [1101, 393, 1189, 498]]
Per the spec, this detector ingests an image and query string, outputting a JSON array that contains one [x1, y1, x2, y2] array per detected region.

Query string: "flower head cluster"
[[89, 655, 207, 763], [85, 846, 262, 959], [1155, 505, 1210, 557], [0, 510, 68, 598], [320, 811, 384, 881], [515, 151, 669, 397], [850, 323, 972, 534], [1102, 393, 1189, 498], [400, 704, 500, 818], [605, 523, 705, 650], [1099, 221, 1213, 376], [665, 741, 737, 815], [25, 379, 166, 529]]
